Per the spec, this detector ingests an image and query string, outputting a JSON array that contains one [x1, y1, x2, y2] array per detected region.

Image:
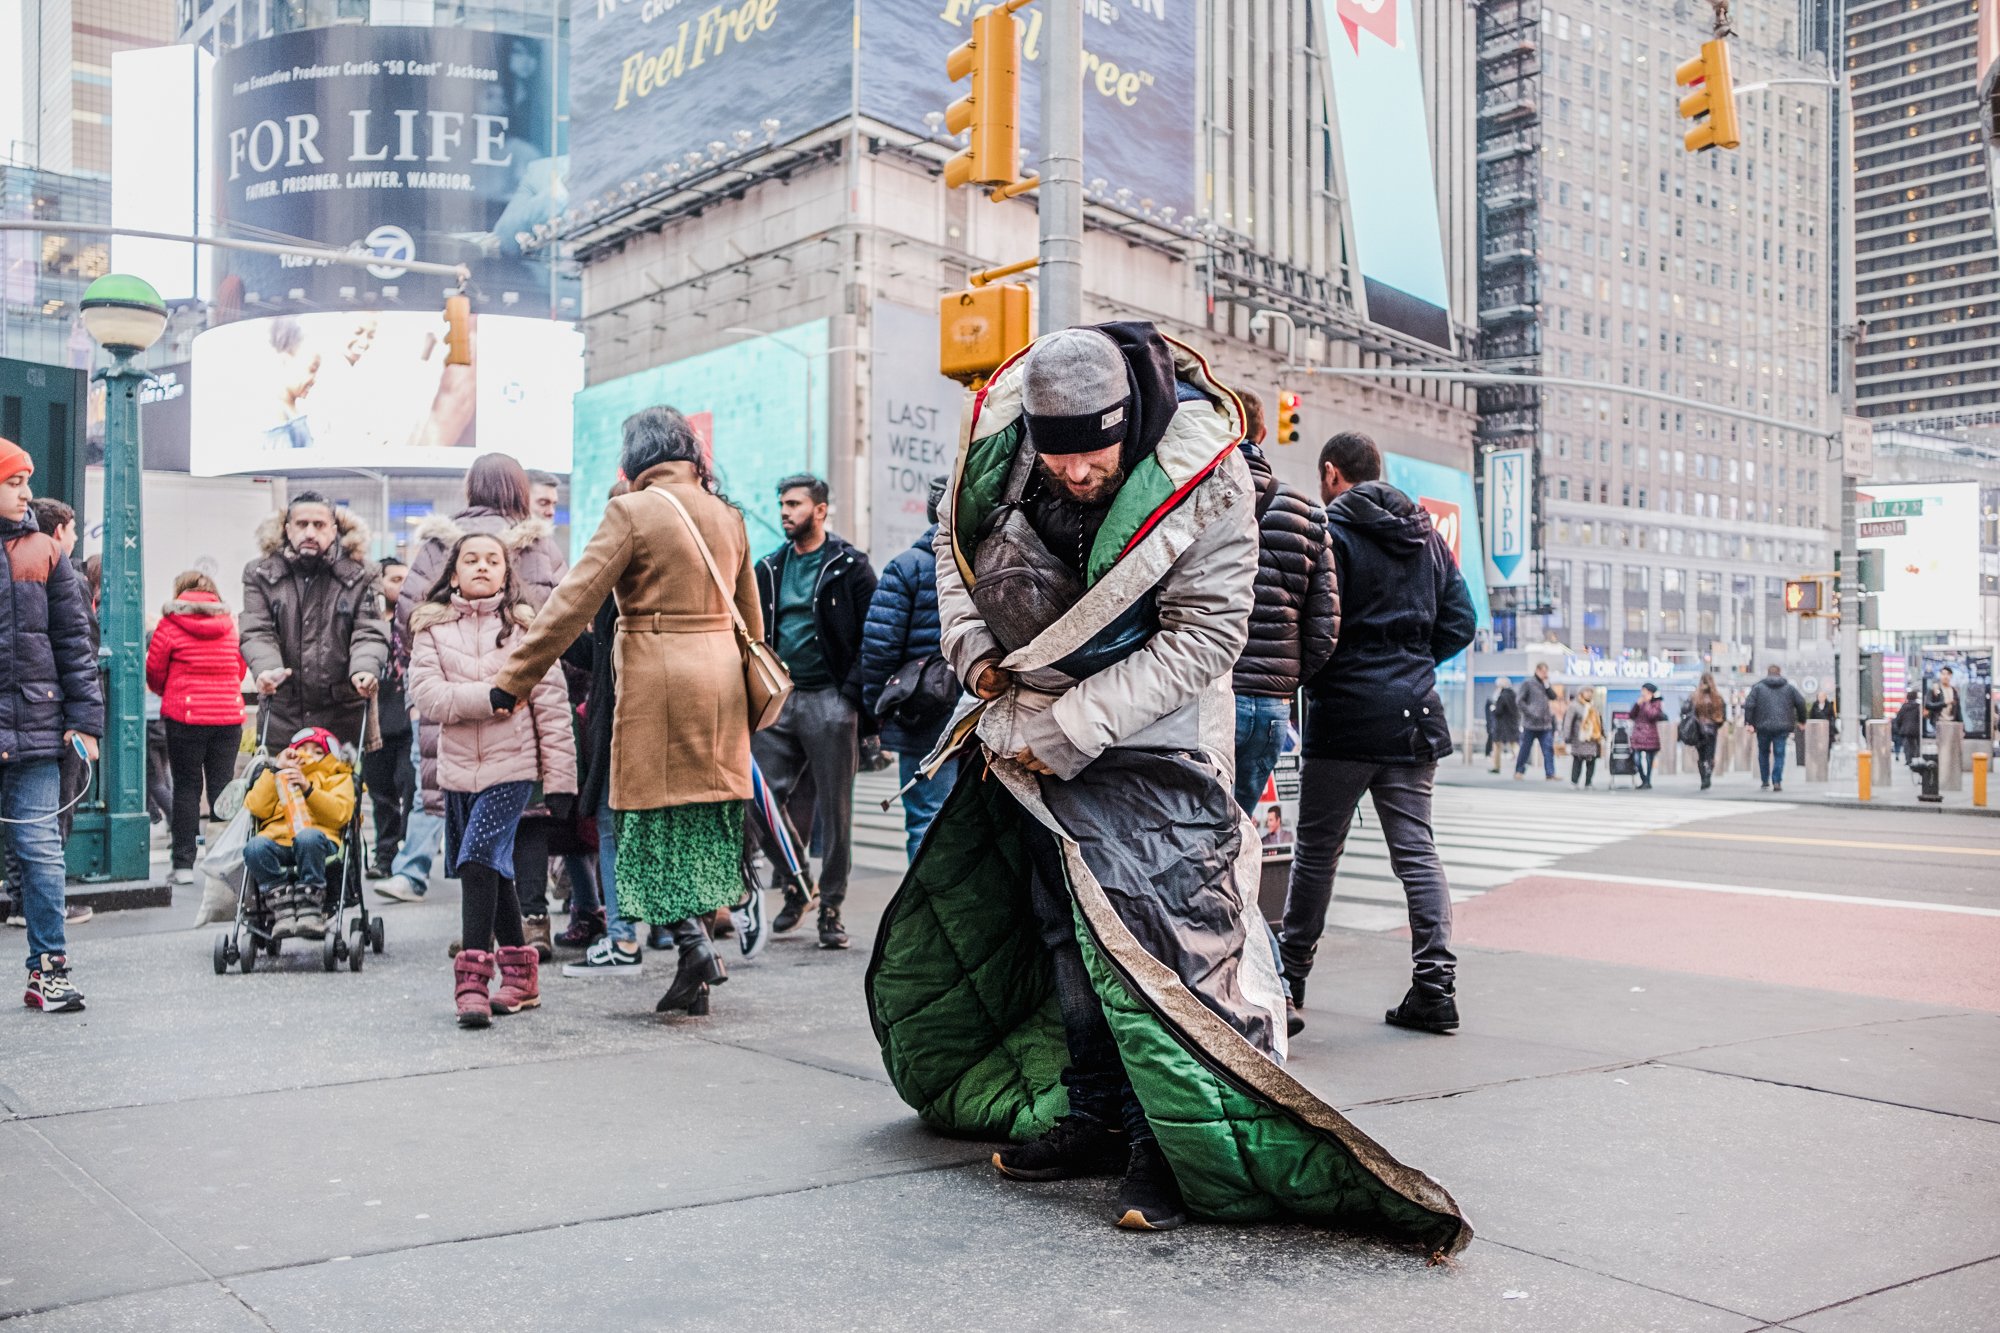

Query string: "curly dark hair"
[[422, 532, 528, 645]]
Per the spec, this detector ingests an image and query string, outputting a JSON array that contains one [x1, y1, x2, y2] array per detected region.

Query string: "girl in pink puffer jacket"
[[407, 533, 578, 1029]]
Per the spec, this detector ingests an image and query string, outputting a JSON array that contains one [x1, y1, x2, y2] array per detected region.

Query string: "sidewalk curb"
[[1807, 796, 2000, 819]]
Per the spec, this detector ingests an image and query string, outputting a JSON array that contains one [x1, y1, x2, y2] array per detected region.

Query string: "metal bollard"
[[1857, 749, 1871, 802], [1976, 751, 1990, 809]]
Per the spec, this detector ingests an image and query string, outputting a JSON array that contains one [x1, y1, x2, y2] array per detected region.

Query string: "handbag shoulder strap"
[[647, 485, 752, 640]]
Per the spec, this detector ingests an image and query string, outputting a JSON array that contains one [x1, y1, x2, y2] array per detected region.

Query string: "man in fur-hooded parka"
[[239, 492, 388, 744]]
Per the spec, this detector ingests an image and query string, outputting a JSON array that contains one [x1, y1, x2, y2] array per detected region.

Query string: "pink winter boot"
[[491, 945, 541, 1015], [455, 949, 496, 1028]]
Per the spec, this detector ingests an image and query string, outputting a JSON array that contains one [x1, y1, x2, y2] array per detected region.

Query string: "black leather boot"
[[655, 917, 727, 1015]]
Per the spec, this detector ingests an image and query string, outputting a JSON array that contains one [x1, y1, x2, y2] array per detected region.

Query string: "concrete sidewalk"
[[3, 840, 1996, 1330]]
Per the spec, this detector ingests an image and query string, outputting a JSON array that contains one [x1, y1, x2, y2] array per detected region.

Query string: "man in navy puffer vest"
[[0, 439, 103, 1013]]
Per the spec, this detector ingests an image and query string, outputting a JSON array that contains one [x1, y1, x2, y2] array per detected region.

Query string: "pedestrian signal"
[[939, 282, 1031, 385], [442, 294, 472, 367], [1675, 39, 1741, 152], [943, 6, 1021, 191], [1782, 578, 1823, 614], [1276, 391, 1302, 445]]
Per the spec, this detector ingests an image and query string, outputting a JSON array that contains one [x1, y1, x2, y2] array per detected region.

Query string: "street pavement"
[[3, 775, 1995, 1331]]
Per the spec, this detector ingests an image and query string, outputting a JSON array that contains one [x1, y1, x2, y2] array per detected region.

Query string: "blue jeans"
[[1233, 694, 1289, 814], [6, 760, 68, 969], [1515, 727, 1556, 776], [245, 830, 336, 890], [898, 752, 959, 861], [1757, 731, 1788, 786], [1634, 748, 1656, 785], [390, 732, 441, 890], [598, 801, 634, 944]]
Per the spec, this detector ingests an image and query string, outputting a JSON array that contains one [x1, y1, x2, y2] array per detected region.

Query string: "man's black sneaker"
[[992, 1116, 1127, 1182], [24, 953, 84, 1013], [1384, 985, 1458, 1034], [772, 891, 817, 935], [1282, 972, 1305, 1036], [1114, 1140, 1188, 1231], [1285, 997, 1304, 1038], [817, 906, 849, 950], [1773, 782, 1783, 793]]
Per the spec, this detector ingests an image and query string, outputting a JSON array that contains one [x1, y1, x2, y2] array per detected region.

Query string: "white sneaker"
[[373, 875, 426, 902], [171, 868, 195, 887], [562, 938, 643, 977]]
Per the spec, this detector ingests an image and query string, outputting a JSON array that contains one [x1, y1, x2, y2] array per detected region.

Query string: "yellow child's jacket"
[[244, 751, 355, 844]]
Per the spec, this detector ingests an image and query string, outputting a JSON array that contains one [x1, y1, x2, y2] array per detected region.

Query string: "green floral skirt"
[[614, 801, 745, 926]]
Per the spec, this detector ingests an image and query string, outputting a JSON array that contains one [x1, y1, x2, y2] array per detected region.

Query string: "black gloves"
[[489, 687, 517, 714], [546, 792, 575, 823]]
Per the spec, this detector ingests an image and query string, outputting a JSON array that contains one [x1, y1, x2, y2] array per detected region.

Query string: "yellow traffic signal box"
[[1676, 39, 1741, 152]]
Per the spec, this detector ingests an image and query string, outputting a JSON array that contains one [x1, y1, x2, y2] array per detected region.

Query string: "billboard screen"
[[1385, 452, 1491, 631], [1856, 481, 1982, 633], [111, 45, 213, 304], [1322, 0, 1453, 348], [570, 320, 831, 557], [868, 299, 965, 560], [568, 0, 855, 212], [211, 27, 560, 314], [189, 312, 582, 475], [860, 0, 1199, 219]]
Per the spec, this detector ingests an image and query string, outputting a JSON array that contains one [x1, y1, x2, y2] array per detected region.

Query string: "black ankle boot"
[[655, 918, 726, 1014], [1281, 972, 1305, 1037], [1384, 983, 1459, 1034]]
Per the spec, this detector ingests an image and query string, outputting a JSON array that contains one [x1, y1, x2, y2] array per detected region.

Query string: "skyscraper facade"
[[17, 0, 177, 177], [1483, 0, 1838, 671], [1846, 0, 2000, 427]]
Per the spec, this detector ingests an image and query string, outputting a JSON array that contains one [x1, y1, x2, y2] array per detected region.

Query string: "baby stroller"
[[732, 758, 815, 959], [212, 713, 384, 975]]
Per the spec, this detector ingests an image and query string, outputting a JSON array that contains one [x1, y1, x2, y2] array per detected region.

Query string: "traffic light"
[[943, 6, 1021, 191], [1675, 39, 1741, 152], [442, 294, 472, 367], [939, 282, 1032, 385], [1275, 391, 1302, 445], [1783, 578, 1823, 615]]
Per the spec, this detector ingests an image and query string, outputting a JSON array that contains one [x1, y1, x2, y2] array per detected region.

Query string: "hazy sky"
[[0, 0, 23, 164]]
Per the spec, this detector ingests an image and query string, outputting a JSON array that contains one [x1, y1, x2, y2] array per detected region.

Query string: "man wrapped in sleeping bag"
[[864, 321, 1470, 1250]]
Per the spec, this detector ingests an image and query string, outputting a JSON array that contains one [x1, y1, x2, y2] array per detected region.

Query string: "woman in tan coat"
[[494, 407, 760, 1017]]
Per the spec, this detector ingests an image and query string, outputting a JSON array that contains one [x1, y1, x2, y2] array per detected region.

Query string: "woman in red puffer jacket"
[[147, 572, 248, 883]]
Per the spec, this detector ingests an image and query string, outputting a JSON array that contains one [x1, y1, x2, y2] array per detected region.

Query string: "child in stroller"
[[242, 727, 356, 940]]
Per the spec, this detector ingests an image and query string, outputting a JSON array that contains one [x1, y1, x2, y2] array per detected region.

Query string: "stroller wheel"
[[348, 934, 364, 972], [239, 938, 257, 974], [321, 932, 340, 972], [213, 933, 230, 975], [370, 915, 385, 955]]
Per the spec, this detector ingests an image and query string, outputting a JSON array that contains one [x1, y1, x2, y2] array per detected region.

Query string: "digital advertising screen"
[[1322, 0, 1454, 348], [568, 0, 854, 211], [1385, 452, 1492, 631], [211, 26, 561, 314], [860, 0, 1199, 219], [569, 320, 831, 557], [189, 311, 582, 475], [1856, 481, 1982, 634]]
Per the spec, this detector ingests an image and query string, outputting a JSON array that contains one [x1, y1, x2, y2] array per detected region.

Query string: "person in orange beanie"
[[0, 439, 103, 1012]]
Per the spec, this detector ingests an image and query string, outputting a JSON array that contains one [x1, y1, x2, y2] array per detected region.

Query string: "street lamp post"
[[79, 274, 167, 884]]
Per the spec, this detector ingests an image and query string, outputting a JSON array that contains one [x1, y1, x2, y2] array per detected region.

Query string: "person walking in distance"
[[1513, 661, 1559, 780], [1684, 672, 1728, 789], [753, 474, 878, 949], [407, 534, 577, 1028], [859, 477, 961, 859], [1808, 688, 1838, 746], [495, 409, 763, 1017], [238, 492, 388, 743], [1893, 688, 1923, 769], [147, 572, 248, 888], [1743, 663, 1808, 792], [1564, 686, 1603, 787], [1281, 431, 1476, 1037], [1488, 677, 1520, 775], [1627, 682, 1665, 789], [1227, 390, 1338, 813], [361, 558, 415, 878], [0, 440, 103, 1012]]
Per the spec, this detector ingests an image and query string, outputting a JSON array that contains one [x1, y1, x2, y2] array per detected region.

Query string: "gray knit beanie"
[[1022, 328, 1130, 455]]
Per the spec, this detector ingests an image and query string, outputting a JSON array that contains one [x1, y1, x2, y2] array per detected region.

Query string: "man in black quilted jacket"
[[1229, 392, 1338, 813]]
